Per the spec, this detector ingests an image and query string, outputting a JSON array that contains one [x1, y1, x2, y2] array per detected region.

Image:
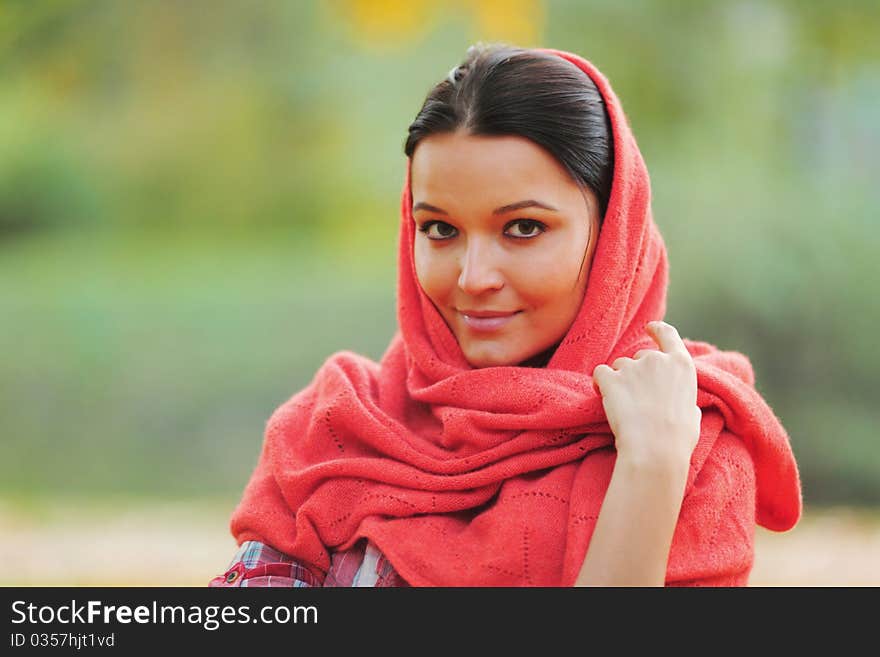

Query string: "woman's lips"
[[460, 311, 521, 331]]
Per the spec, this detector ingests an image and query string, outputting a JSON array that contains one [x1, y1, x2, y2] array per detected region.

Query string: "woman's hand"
[[592, 320, 701, 468]]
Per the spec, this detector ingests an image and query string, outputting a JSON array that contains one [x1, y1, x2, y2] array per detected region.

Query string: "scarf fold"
[[230, 49, 801, 586]]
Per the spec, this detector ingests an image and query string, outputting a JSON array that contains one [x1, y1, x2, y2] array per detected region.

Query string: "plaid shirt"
[[210, 539, 409, 587]]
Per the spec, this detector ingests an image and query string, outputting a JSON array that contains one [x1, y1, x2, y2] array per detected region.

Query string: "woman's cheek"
[[514, 253, 578, 300], [415, 251, 451, 302], [413, 246, 433, 293]]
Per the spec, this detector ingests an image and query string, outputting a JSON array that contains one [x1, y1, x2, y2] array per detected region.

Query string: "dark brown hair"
[[405, 43, 614, 221]]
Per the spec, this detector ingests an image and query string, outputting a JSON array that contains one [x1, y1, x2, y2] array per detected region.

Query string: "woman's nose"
[[457, 239, 505, 294]]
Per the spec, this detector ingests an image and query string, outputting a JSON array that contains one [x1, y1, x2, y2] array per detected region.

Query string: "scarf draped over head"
[[230, 49, 802, 586]]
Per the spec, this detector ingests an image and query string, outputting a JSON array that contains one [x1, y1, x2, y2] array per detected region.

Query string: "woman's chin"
[[460, 338, 560, 369], [461, 344, 520, 369]]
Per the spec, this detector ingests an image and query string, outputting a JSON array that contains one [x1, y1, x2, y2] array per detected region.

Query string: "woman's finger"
[[612, 357, 630, 370], [646, 321, 689, 358], [632, 349, 656, 360], [592, 363, 615, 392]]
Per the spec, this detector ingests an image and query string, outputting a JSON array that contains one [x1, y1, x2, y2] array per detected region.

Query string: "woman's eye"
[[418, 221, 457, 240], [505, 219, 546, 238], [417, 219, 546, 240]]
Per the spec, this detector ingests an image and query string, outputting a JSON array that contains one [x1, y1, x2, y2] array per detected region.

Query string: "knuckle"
[[671, 350, 693, 367]]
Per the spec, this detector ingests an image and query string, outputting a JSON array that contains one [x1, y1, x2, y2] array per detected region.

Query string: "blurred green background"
[[1, 1, 879, 584]]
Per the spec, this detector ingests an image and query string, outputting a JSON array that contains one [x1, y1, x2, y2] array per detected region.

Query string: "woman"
[[211, 44, 801, 587]]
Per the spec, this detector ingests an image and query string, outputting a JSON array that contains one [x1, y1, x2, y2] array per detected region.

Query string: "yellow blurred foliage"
[[329, 0, 544, 50], [471, 0, 543, 46]]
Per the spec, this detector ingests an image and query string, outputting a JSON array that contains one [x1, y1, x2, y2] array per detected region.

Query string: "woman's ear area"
[[578, 183, 602, 252], [405, 159, 415, 212], [407, 142, 426, 213]]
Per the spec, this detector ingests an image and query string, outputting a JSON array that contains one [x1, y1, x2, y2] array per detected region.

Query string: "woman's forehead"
[[410, 132, 582, 208]]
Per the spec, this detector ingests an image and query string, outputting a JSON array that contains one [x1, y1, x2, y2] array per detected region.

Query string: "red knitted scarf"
[[229, 49, 801, 586]]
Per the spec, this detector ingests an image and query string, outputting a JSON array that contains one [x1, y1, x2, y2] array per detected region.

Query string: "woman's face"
[[411, 131, 601, 368]]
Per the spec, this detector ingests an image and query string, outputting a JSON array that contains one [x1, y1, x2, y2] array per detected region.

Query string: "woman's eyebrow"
[[493, 199, 559, 214], [411, 199, 558, 215], [412, 202, 448, 215]]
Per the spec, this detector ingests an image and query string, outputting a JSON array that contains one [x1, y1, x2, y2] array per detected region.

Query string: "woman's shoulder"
[[688, 427, 757, 503]]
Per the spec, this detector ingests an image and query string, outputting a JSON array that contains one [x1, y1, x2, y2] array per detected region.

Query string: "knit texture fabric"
[[229, 49, 802, 586]]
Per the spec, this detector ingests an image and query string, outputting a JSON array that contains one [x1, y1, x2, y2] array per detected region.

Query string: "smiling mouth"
[[459, 310, 522, 332]]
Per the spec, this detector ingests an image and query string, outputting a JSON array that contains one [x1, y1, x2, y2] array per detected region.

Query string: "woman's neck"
[[518, 342, 560, 368]]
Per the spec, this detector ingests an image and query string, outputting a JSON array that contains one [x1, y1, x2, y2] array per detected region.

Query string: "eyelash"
[[417, 219, 547, 241]]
